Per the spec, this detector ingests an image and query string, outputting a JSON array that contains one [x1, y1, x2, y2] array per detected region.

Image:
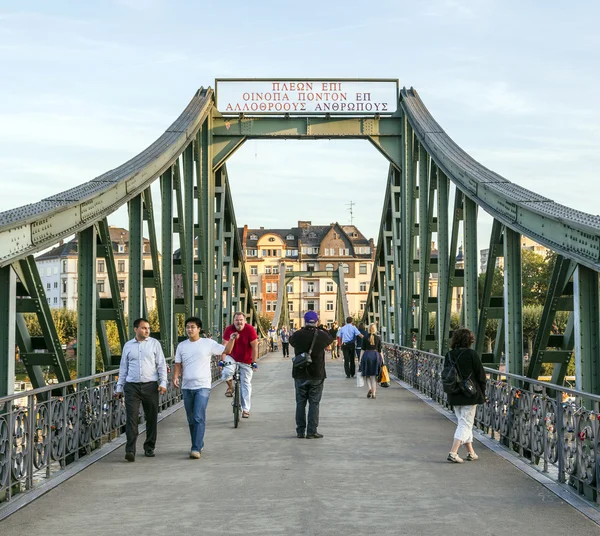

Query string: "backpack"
[[441, 350, 476, 397]]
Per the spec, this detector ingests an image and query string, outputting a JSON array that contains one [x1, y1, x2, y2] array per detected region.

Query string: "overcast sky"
[[1, 1, 598, 246]]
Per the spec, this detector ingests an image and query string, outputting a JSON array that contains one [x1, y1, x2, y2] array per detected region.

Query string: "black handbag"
[[292, 329, 319, 370]]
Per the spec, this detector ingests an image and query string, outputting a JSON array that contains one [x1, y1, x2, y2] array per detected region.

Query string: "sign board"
[[215, 79, 398, 115]]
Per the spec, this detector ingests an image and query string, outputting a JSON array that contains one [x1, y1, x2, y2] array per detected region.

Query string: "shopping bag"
[[380, 365, 390, 387], [356, 371, 365, 388]]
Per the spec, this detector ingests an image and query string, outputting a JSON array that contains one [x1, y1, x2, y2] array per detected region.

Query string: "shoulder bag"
[[292, 329, 319, 370]]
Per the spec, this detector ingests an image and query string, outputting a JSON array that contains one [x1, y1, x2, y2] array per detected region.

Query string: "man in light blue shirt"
[[115, 318, 167, 462], [337, 316, 363, 378]]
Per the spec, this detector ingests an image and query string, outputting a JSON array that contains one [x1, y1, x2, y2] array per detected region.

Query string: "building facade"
[[241, 221, 375, 328], [480, 236, 550, 273], [35, 226, 158, 311]]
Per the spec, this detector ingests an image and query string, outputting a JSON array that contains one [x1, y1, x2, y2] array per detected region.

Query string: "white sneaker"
[[466, 452, 479, 461], [189, 451, 201, 459], [447, 452, 464, 463]]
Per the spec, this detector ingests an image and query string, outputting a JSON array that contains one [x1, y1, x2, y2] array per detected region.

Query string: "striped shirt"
[[116, 337, 167, 393]]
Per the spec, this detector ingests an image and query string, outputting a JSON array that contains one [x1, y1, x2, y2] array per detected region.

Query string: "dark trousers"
[[342, 343, 356, 377], [295, 379, 324, 436], [124, 381, 159, 455], [282, 342, 289, 357]]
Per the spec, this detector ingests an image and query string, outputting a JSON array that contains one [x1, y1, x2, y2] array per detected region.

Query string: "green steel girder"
[[436, 170, 450, 355], [127, 194, 144, 334], [0, 265, 16, 396], [160, 168, 174, 355], [504, 227, 524, 376], [95, 219, 127, 369], [475, 219, 504, 362], [526, 255, 576, 380], [183, 143, 196, 317], [142, 187, 167, 350], [389, 167, 403, 344], [463, 196, 478, 332], [211, 115, 403, 170], [14, 256, 71, 389], [173, 158, 191, 319], [574, 266, 600, 393], [77, 225, 97, 377], [215, 167, 227, 331]]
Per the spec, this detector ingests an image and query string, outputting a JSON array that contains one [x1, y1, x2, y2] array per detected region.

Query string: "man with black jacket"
[[290, 311, 333, 439]]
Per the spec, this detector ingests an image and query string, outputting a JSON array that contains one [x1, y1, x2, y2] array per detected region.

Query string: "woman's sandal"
[[224, 388, 233, 397], [367, 390, 372, 398]]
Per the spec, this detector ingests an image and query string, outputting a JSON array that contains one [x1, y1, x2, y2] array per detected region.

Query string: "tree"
[[521, 249, 550, 305], [256, 313, 272, 336], [478, 266, 504, 306]]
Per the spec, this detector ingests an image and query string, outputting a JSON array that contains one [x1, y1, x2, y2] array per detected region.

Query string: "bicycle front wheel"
[[233, 381, 241, 428]]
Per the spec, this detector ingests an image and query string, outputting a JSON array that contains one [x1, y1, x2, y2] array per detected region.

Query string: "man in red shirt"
[[221, 311, 259, 418]]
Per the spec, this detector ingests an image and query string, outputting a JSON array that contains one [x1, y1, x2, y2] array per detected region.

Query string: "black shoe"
[[297, 433, 305, 438], [306, 432, 324, 439], [125, 452, 135, 462], [346, 375, 351, 379], [144, 449, 155, 457]]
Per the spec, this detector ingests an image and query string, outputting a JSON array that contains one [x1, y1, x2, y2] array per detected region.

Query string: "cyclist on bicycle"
[[221, 312, 258, 418]]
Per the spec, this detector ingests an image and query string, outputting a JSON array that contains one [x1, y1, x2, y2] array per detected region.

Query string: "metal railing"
[[383, 343, 600, 504], [0, 338, 270, 508]]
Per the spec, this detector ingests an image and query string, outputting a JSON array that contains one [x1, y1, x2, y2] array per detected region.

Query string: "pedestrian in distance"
[[280, 326, 290, 357], [329, 321, 339, 359], [337, 316, 364, 378], [444, 327, 487, 463], [358, 323, 383, 399], [355, 322, 368, 361], [221, 312, 259, 418], [114, 318, 167, 462], [290, 311, 333, 439], [173, 317, 237, 459]]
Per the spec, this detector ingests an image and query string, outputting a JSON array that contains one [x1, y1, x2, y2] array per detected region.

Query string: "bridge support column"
[[161, 168, 174, 355], [77, 225, 97, 378], [0, 265, 16, 396], [436, 171, 450, 355], [504, 227, 523, 376], [463, 196, 478, 332], [128, 194, 144, 335], [574, 265, 600, 393]]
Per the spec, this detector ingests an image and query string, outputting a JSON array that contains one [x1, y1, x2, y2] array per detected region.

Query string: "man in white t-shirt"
[[174, 317, 237, 459]]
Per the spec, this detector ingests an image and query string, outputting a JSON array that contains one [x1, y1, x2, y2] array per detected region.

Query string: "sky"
[[1, 1, 599, 248]]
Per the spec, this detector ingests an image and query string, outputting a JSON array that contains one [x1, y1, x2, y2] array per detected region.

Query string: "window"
[[288, 302, 294, 312], [326, 281, 333, 292], [309, 232, 316, 238], [62, 260, 67, 273], [342, 263, 349, 274], [272, 283, 278, 293], [273, 265, 279, 274], [307, 300, 315, 311], [246, 249, 258, 257], [360, 282, 367, 292], [266, 301, 272, 311], [119, 280, 126, 293], [53, 281, 58, 289], [286, 249, 298, 257], [286, 264, 293, 272], [46, 267, 51, 276], [97, 280, 105, 293], [98, 260, 105, 273], [118, 260, 125, 272], [325, 263, 334, 271], [359, 264, 368, 274], [265, 266, 272, 274], [118, 244, 125, 253], [46, 282, 51, 290], [326, 301, 334, 311], [307, 263, 315, 272], [360, 301, 366, 311], [250, 266, 258, 275], [266, 301, 277, 312], [250, 234, 258, 240], [250, 284, 258, 295], [307, 282, 315, 293], [339, 248, 349, 256], [62, 279, 67, 293], [53, 267, 58, 274], [268, 237, 275, 242], [53, 297, 57, 304], [286, 234, 294, 240], [287, 283, 294, 293], [62, 299, 67, 308], [266, 283, 272, 293]]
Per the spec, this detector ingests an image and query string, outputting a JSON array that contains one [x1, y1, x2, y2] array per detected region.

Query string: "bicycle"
[[219, 360, 257, 428]]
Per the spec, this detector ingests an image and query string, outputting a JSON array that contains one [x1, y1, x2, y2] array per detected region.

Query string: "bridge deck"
[[2, 353, 595, 535]]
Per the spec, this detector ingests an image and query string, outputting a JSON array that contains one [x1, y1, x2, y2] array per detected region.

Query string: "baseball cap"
[[304, 311, 319, 324]]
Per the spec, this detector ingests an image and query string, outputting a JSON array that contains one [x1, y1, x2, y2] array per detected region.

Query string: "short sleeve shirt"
[[223, 323, 258, 364], [175, 338, 225, 389]]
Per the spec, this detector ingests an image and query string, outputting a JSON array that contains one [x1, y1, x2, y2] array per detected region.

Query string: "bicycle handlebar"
[[218, 361, 258, 369]]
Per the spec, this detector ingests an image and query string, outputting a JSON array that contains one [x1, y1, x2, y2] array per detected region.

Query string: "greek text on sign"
[[215, 79, 398, 115]]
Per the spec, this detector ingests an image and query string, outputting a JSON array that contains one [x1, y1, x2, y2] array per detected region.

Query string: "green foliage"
[[478, 266, 504, 306], [256, 313, 272, 336]]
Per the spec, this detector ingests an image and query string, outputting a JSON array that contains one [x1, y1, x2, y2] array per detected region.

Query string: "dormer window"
[[268, 237, 275, 242], [250, 234, 258, 240], [309, 232, 316, 238], [286, 234, 294, 240]]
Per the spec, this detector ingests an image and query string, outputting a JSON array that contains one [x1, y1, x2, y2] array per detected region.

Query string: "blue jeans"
[[182, 388, 210, 452], [295, 379, 324, 436]]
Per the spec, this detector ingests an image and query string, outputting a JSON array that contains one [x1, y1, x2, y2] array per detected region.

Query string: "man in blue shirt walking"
[[337, 316, 364, 378]]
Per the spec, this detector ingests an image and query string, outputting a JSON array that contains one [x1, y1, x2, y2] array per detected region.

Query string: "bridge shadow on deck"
[[2, 352, 595, 535]]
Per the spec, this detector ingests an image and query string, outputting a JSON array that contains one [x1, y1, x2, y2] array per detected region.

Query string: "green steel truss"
[[0, 84, 599, 397]]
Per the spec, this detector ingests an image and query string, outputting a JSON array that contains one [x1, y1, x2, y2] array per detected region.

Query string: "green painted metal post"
[[574, 265, 600, 393], [214, 168, 225, 334], [463, 196, 478, 332], [436, 170, 450, 355], [390, 167, 403, 344], [128, 194, 144, 335], [77, 226, 97, 377], [161, 168, 174, 356], [198, 120, 215, 333], [443, 191, 463, 348], [0, 265, 16, 396], [417, 143, 429, 349], [504, 227, 523, 376], [183, 143, 196, 317]]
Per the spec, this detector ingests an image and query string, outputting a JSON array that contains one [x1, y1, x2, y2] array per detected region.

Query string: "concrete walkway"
[[1, 352, 596, 535]]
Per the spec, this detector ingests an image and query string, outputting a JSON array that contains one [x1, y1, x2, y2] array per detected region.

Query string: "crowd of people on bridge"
[[115, 312, 486, 464]]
